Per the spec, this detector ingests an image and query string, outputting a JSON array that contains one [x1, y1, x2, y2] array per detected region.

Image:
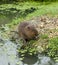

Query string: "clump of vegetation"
[[40, 34, 48, 39], [18, 40, 37, 56], [47, 37, 58, 62], [17, 34, 49, 59]]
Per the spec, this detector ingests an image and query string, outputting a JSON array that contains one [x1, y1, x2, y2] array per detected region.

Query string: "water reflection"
[[20, 55, 39, 65], [0, 14, 11, 26], [0, 40, 18, 65], [0, 10, 19, 26], [18, 54, 55, 65]]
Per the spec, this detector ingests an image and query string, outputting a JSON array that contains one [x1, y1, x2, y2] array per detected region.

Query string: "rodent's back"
[[18, 22, 29, 38]]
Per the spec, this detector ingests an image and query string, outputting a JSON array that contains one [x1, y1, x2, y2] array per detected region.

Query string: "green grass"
[[25, 2, 58, 18], [17, 2, 58, 23], [3, 1, 57, 26], [0, 2, 58, 16], [47, 37, 58, 61]]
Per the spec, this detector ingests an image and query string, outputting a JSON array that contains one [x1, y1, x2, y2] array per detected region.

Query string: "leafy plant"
[[40, 34, 48, 39], [18, 40, 37, 57], [47, 37, 58, 61]]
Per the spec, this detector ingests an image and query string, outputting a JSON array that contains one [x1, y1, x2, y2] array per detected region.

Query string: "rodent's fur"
[[18, 22, 38, 41]]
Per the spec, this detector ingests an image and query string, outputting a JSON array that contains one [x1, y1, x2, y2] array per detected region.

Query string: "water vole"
[[18, 22, 38, 41]]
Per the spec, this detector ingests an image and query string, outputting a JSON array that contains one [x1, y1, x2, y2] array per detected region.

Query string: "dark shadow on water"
[[20, 54, 39, 65], [18, 52, 56, 65]]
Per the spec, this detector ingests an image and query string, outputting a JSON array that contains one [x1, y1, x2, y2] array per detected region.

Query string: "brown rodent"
[[18, 22, 38, 42]]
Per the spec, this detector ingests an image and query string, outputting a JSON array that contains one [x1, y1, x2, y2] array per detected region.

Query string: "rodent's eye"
[[27, 26, 30, 29]]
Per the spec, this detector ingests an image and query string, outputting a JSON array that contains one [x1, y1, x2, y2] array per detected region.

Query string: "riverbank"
[[0, 1, 58, 64]]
